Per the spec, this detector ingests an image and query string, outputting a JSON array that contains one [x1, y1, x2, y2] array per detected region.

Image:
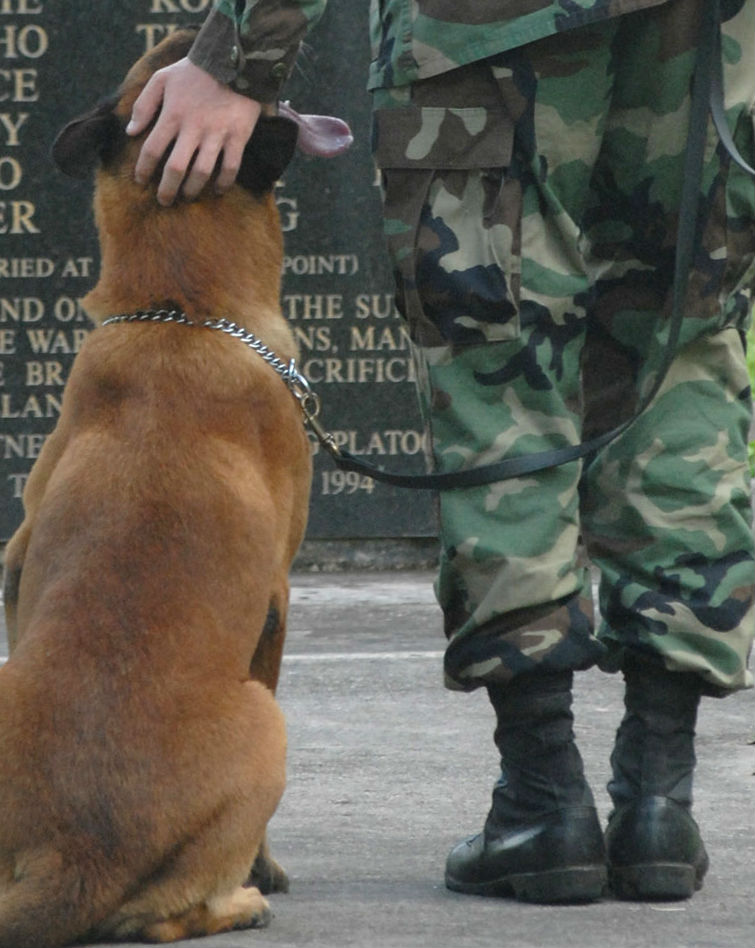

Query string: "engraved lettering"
[[53, 296, 90, 323], [25, 328, 89, 354], [0, 199, 38, 232], [0, 154, 22, 189], [25, 360, 64, 385], [0, 111, 28, 145], [0, 1, 44, 15], [292, 326, 332, 352], [350, 325, 410, 351], [0, 296, 43, 321], [310, 428, 428, 458], [0, 24, 47, 58], [354, 293, 399, 319], [303, 357, 415, 384], [59, 257, 94, 278], [0, 433, 46, 460], [0, 327, 14, 353], [0, 391, 62, 418], [0, 68, 39, 102], [284, 294, 344, 321], [276, 196, 299, 232], [149, 0, 210, 12], [283, 254, 359, 277], [0, 257, 54, 277], [7, 472, 27, 498]]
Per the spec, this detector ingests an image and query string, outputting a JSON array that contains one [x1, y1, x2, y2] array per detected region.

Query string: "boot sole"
[[610, 863, 702, 901], [446, 864, 607, 904]]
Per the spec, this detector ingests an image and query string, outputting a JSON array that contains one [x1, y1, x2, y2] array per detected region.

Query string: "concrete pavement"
[[0, 570, 753, 948]]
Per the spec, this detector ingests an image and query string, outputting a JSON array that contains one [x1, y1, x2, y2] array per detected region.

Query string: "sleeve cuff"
[[188, 6, 298, 103], [188, 7, 241, 86]]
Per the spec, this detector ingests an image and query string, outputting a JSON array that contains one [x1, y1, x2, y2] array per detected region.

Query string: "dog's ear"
[[52, 95, 126, 179], [237, 116, 299, 196]]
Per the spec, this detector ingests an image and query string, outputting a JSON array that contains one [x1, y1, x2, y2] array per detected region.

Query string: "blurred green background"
[[749, 321, 754, 475]]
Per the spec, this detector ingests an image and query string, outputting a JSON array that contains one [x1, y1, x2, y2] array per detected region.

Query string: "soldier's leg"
[[580, 0, 755, 899], [421, 190, 609, 903], [377, 27, 621, 901], [584, 329, 753, 694]]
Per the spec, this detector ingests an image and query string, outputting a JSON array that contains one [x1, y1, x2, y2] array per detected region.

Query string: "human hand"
[[126, 57, 261, 206]]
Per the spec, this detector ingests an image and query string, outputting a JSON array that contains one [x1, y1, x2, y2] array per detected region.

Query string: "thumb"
[[126, 72, 166, 136]]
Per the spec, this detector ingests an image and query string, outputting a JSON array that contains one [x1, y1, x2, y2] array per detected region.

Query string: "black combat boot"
[[605, 652, 708, 900], [445, 670, 607, 903]]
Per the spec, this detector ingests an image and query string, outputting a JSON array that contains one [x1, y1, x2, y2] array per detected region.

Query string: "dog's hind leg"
[[98, 821, 276, 943], [98, 680, 286, 942], [139, 886, 272, 943]]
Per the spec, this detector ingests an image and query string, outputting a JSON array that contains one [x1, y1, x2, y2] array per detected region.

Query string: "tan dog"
[[0, 30, 324, 945]]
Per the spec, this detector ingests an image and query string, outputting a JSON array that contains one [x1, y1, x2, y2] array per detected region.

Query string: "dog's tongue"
[[278, 101, 353, 157]]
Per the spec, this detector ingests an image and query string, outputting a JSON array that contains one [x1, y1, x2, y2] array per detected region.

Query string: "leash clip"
[[285, 359, 342, 459]]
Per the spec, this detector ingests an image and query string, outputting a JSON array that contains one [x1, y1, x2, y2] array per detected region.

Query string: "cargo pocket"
[[374, 100, 521, 348]]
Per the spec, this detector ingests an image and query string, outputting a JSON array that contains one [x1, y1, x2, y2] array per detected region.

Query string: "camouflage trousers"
[[374, 0, 755, 695]]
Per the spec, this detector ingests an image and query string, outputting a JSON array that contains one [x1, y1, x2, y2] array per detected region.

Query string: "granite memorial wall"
[[0, 0, 437, 541]]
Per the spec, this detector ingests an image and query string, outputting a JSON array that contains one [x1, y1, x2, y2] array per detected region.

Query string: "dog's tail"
[[0, 850, 103, 948]]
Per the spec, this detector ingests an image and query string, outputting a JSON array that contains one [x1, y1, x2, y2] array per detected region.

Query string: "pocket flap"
[[373, 105, 513, 170]]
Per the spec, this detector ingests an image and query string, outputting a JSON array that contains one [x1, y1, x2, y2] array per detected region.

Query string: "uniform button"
[[271, 61, 288, 81], [230, 44, 240, 66]]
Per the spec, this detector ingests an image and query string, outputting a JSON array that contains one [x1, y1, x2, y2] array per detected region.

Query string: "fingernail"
[[126, 120, 137, 134]]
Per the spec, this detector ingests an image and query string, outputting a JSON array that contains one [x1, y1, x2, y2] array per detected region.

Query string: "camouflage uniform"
[[191, 0, 680, 98], [193, 0, 755, 697]]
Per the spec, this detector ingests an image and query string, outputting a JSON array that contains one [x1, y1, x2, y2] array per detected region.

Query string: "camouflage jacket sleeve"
[[189, 0, 327, 103]]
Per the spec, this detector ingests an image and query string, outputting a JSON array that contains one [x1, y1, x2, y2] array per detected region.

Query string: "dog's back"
[[0, 29, 311, 946]]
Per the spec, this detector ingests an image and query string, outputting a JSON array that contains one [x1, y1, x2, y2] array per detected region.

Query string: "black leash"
[[314, 0, 751, 491], [709, 16, 755, 178]]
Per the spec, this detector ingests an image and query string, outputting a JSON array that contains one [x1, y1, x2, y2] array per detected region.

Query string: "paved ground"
[[0, 570, 753, 948]]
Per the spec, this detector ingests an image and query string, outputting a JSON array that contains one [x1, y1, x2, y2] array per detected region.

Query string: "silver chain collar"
[[102, 308, 341, 457]]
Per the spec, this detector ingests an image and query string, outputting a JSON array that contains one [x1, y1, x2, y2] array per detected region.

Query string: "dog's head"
[[52, 28, 300, 198]]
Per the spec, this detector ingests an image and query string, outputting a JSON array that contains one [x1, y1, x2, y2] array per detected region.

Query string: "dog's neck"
[[82, 176, 284, 332]]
